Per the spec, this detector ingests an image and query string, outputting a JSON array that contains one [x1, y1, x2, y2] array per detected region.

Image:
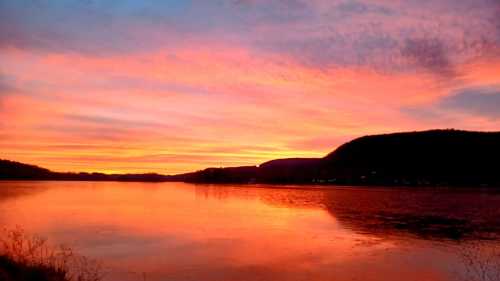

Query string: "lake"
[[1, 181, 500, 281]]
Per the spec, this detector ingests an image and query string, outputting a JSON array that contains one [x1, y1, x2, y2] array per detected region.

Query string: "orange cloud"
[[1, 42, 499, 173]]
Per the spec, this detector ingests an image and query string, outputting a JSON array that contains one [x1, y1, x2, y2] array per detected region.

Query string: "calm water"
[[1, 181, 500, 281]]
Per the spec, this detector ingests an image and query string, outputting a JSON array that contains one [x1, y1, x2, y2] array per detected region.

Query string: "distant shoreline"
[[0, 179, 500, 190], [2, 129, 500, 187], [1, 180, 500, 190]]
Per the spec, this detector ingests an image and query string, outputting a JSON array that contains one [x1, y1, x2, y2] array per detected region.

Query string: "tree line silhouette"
[[2, 129, 500, 187]]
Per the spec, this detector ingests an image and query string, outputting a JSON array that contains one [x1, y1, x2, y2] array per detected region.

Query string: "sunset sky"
[[1, 0, 499, 174]]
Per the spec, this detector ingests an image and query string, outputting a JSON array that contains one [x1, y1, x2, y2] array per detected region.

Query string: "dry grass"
[[0, 227, 104, 281]]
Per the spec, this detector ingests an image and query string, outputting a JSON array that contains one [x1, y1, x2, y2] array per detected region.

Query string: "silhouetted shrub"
[[0, 227, 103, 281]]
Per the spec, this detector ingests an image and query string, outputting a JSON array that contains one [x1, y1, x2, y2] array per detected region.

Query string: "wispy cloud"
[[401, 37, 456, 79], [402, 84, 500, 127], [1, 0, 498, 72], [1, 0, 499, 172], [0, 74, 17, 95], [440, 85, 500, 119]]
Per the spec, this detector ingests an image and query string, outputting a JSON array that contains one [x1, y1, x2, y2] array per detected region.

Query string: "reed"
[[0, 227, 103, 281]]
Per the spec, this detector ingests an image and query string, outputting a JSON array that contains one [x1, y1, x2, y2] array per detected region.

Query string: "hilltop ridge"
[[2, 129, 500, 187], [171, 129, 500, 186]]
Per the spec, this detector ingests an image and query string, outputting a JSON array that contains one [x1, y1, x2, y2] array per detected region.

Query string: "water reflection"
[[196, 184, 500, 240], [0, 181, 49, 201], [0, 181, 499, 281]]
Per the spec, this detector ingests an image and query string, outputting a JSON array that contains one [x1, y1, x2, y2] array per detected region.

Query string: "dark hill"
[[0, 160, 53, 180], [320, 130, 500, 186], [0, 159, 170, 182], [2, 129, 500, 186], [259, 158, 321, 183], [176, 129, 500, 186], [171, 166, 259, 183]]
